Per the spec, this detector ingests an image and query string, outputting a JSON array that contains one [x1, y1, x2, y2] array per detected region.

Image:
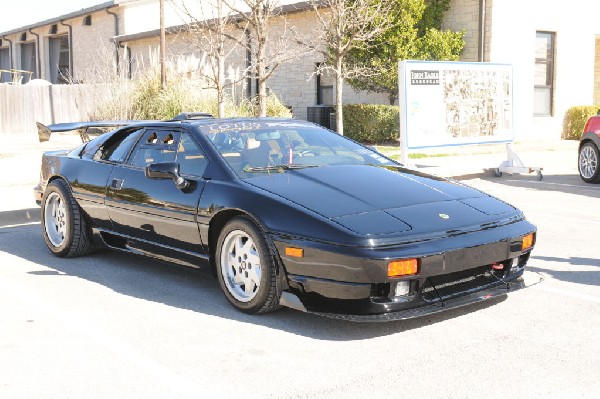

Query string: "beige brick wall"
[[443, 0, 492, 62], [67, 10, 122, 82]]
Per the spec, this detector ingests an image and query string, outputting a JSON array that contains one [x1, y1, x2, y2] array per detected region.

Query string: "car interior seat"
[[243, 138, 280, 167]]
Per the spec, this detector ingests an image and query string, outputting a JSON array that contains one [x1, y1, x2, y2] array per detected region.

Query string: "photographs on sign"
[[399, 61, 513, 150]]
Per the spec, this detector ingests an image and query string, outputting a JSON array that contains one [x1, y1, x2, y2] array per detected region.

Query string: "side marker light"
[[285, 247, 304, 258], [522, 233, 535, 251], [388, 258, 419, 277]]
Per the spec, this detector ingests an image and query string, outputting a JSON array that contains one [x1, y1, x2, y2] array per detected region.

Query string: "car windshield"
[[200, 120, 396, 178]]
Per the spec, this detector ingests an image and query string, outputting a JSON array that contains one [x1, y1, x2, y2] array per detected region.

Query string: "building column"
[[594, 35, 600, 105]]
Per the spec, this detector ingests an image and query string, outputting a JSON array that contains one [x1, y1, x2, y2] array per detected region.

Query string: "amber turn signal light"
[[522, 233, 535, 251], [285, 247, 304, 258], [388, 258, 419, 277]]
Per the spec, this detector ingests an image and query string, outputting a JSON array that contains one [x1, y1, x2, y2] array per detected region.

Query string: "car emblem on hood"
[[439, 213, 450, 219]]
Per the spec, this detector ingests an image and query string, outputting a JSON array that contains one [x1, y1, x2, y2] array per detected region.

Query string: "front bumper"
[[271, 220, 537, 318]]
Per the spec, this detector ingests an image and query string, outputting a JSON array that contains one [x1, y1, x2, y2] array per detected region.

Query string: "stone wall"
[[443, 0, 493, 62]]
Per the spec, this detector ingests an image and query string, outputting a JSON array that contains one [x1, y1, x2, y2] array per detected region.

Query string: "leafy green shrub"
[[562, 105, 600, 140], [342, 104, 400, 144], [263, 94, 292, 118]]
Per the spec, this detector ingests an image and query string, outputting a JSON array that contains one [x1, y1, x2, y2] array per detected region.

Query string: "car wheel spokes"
[[580, 146, 597, 179], [44, 192, 67, 247], [221, 230, 262, 302]]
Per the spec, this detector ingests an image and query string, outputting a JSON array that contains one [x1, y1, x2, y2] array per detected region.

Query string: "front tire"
[[215, 217, 279, 314], [578, 142, 600, 183], [41, 179, 93, 257]]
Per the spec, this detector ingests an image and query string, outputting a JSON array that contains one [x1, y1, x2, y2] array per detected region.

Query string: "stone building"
[[1, 0, 599, 139]]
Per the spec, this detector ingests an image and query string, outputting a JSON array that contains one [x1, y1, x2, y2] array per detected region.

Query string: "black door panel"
[[104, 129, 208, 256], [106, 166, 205, 253]]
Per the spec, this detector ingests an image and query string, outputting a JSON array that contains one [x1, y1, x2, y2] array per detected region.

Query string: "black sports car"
[[35, 115, 537, 321]]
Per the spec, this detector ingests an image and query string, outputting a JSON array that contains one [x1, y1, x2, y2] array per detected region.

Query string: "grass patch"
[[409, 153, 452, 159]]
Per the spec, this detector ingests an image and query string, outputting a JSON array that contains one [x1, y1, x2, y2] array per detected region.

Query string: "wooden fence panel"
[[0, 84, 98, 135]]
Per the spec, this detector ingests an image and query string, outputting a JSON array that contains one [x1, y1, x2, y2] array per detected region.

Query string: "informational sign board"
[[398, 61, 513, 163]]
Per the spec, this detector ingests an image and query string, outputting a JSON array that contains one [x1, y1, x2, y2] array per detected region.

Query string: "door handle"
[[111, 178, 124, 190]]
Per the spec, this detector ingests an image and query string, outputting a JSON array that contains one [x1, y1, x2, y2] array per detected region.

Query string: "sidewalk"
[[400, 139, 580, 180], [0, 134, 83, 221]]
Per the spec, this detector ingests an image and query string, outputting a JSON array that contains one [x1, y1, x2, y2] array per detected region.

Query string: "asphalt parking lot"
[[0, 138, 598, 398]]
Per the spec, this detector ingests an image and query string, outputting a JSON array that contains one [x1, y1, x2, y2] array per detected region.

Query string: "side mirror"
[[145, 161, 189, 190]]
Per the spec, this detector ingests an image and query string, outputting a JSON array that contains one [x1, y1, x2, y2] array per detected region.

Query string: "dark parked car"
[[35, 115, 536, 321], [578, 110, 600, 183]]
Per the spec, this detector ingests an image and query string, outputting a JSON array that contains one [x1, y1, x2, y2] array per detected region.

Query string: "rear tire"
[[578, 142, 600, 183], [41, 179, 93, 257], [215, 217, 279, 314]]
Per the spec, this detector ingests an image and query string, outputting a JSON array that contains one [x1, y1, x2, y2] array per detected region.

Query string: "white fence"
[[0, 84, 98, 135]]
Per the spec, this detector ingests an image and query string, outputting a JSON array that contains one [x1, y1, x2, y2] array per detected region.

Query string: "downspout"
[[106, 7, 120, 74], [28, 28, 41, 78], [59, 20, 74, 81], [2, 36, 14, 70], [478, 0, 486, 62]]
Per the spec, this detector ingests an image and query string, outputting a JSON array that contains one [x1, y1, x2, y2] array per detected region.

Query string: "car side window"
[[130, 129, 179, 167], [94, 128, 144, 163], [177, 133, 208, 177]]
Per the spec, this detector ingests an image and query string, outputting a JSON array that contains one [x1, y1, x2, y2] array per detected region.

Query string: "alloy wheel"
[[220, 229, 262, 302], [44, 192, 67, 247], [579, 144, 598, 179]]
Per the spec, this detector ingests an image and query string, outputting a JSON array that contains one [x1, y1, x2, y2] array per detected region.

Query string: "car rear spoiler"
[[36, 121, 136, 143], [36, 113, 214, 143]]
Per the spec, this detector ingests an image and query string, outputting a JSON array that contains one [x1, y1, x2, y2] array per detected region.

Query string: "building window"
[[19, 42, 37, 82], [0, 47, 10, 83], [534, 31, 555, 116], [316, 63, 334, 105], [48, 35, 70, 84]]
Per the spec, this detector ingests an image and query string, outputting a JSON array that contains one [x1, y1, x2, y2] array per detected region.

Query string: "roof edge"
[[113, 1, 316, 43], [0, 1, 117, 37]]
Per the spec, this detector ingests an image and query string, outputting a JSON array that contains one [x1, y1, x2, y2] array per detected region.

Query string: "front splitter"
[[309, 271, 544, 322]]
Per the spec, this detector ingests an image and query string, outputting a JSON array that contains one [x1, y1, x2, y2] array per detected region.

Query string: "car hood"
[[245, 165, 518, 236]]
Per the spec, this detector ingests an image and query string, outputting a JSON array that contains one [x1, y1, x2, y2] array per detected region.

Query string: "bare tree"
[[310, 0, 397, 135], [223, 0, 300, 117], [173, 0, 247, 117]]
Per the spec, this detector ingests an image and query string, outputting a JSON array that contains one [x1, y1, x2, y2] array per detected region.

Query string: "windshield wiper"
[[243, 164, 320, 173]]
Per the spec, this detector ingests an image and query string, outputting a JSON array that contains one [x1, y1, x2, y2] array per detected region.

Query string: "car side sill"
[[94, 228, 209, 268]]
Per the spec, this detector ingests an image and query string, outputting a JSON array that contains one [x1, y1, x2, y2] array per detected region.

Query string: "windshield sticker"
[[205, 122, 263, 134]]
